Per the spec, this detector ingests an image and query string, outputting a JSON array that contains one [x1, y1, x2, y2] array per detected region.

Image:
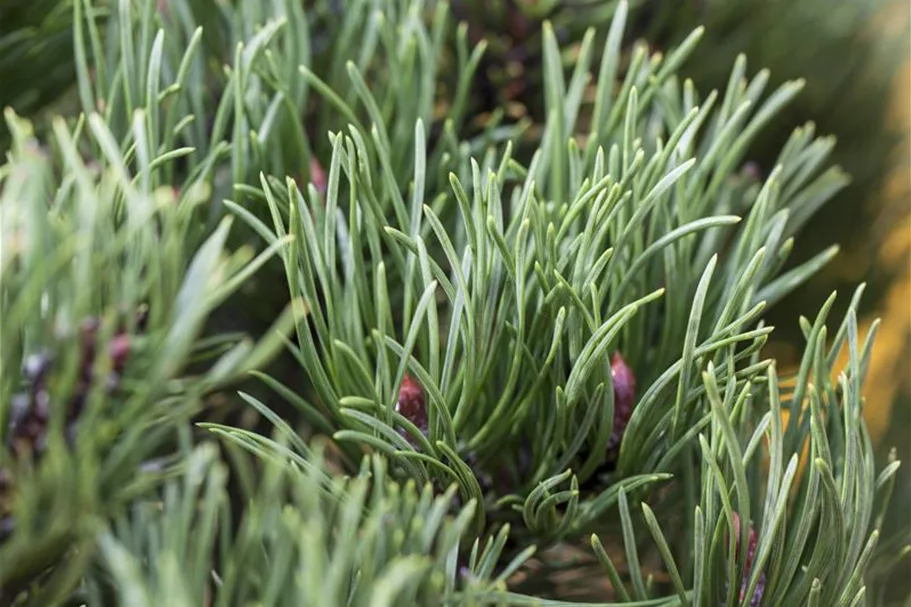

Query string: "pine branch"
[[0, 101, 292, 601], [231, 0, 852, 545], [0, 0, 905, 605]]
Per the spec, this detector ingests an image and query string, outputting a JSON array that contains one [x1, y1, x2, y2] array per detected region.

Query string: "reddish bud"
[[608, 352, 636, 456], [731, 513, 758, 570], [396, 374, 427, 434], [109, 334, 131, 372]]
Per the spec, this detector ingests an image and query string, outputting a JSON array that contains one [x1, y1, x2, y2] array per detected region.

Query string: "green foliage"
[[238, 0, 851, 545], [89, 442, 519, 607], [0, 102, 294, 600], [0, 0, 907, 606]]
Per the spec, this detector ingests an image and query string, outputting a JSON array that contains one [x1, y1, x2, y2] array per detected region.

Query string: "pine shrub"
[[1, 1, 907, 605]]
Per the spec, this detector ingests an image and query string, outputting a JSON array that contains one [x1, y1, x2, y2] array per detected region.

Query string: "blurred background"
[[1, 0, 909, 601]]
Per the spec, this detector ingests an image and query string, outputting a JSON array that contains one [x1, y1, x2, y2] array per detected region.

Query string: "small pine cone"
[[730, 513, 765, 606], [731, 513, 758, 571], [607, 352, 636, 458], [396, 374, 427, 439]]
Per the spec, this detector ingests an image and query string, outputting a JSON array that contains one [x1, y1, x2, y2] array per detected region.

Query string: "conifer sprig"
[[90, 442, 517, 607], [231, 0, 854, 547], [0, 0, 906, 605], [0, 101, 293, 600]]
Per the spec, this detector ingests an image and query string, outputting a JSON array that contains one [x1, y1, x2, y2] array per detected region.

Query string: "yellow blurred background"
[[850, 56, 910, 448]]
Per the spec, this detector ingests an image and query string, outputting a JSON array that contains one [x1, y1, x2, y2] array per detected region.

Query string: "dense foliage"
[[0, 1, 907, 605]]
